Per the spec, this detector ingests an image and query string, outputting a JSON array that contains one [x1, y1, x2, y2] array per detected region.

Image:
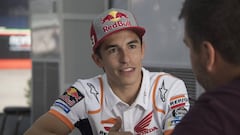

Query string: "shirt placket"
[[122, 106, 134, 132]]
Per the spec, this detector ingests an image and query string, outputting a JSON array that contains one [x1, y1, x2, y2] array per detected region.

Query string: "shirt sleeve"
[[49, 81, 87, 130], [163, 77, 190, 132]]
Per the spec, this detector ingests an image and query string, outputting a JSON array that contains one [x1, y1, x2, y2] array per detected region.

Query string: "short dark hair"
[[94, 32, 144, 58], [179, 0, 240, 65]]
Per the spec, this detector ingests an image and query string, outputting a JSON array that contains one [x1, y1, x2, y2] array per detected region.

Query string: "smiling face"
[[92, 30, 145, 89]]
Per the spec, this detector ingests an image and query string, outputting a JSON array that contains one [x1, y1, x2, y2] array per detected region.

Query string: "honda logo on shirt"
[[134, 111, 158, 134]]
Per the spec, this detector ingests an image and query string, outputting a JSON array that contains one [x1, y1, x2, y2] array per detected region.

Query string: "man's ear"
[[201, 41, 216, 72], [92, 54, 103, 68]]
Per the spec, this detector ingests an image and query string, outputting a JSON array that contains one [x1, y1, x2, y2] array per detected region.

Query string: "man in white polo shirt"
[[24, 8, 190, 135]]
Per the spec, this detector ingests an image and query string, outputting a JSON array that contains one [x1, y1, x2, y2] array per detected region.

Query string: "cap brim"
[[93, 26, 145, 52]]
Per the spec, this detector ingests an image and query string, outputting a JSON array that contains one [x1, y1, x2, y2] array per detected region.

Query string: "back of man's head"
[[179, 0, 240, 65]]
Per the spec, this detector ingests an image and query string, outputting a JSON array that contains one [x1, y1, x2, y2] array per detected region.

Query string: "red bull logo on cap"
[[101, 10, 131, 33], [59, 87, 84, 107], [102, 10, 128, 23]]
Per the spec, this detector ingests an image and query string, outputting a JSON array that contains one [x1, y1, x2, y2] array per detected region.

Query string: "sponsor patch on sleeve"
[[54, 101, 70, 113], [166, 116, 182, 127], [167, 107, 188, 127], [59, 87, 84, 107], [172, 107, 188, 117], [170, 94, 188, 110]]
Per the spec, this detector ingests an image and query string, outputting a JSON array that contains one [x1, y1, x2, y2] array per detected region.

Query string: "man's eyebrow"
[[102, 39, 140, 50], [103, 44, 117, 50], [128, 39, 140, 45]]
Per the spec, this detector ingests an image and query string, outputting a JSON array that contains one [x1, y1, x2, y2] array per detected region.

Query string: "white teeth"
[[123, 68, 132, 71]]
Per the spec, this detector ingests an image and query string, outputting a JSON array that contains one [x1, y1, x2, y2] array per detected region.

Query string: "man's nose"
[[120, 49, 130, 63]]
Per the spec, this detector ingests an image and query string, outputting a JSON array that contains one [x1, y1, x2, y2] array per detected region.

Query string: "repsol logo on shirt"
[[170, 95, 188, 109]]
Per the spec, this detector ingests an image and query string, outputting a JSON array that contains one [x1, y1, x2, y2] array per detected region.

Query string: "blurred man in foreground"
[[173, 0, 240, 134]]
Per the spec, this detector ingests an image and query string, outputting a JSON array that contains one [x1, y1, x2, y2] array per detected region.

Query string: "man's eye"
[[108, 47, 117, 53], [129, 44, 137, 49]]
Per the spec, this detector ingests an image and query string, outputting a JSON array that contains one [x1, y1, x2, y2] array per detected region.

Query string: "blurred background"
[[0, 0, 31, 112], [0, 0, 205, 135]]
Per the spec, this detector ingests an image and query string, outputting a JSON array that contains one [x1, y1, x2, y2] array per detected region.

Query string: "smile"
[[120, 67, 135, 72]]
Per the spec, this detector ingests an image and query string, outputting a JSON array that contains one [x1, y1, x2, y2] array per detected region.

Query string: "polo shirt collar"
[[103, 74, 121, 111], [103, 67, 150, 111], [134, 67, 149, 110]]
